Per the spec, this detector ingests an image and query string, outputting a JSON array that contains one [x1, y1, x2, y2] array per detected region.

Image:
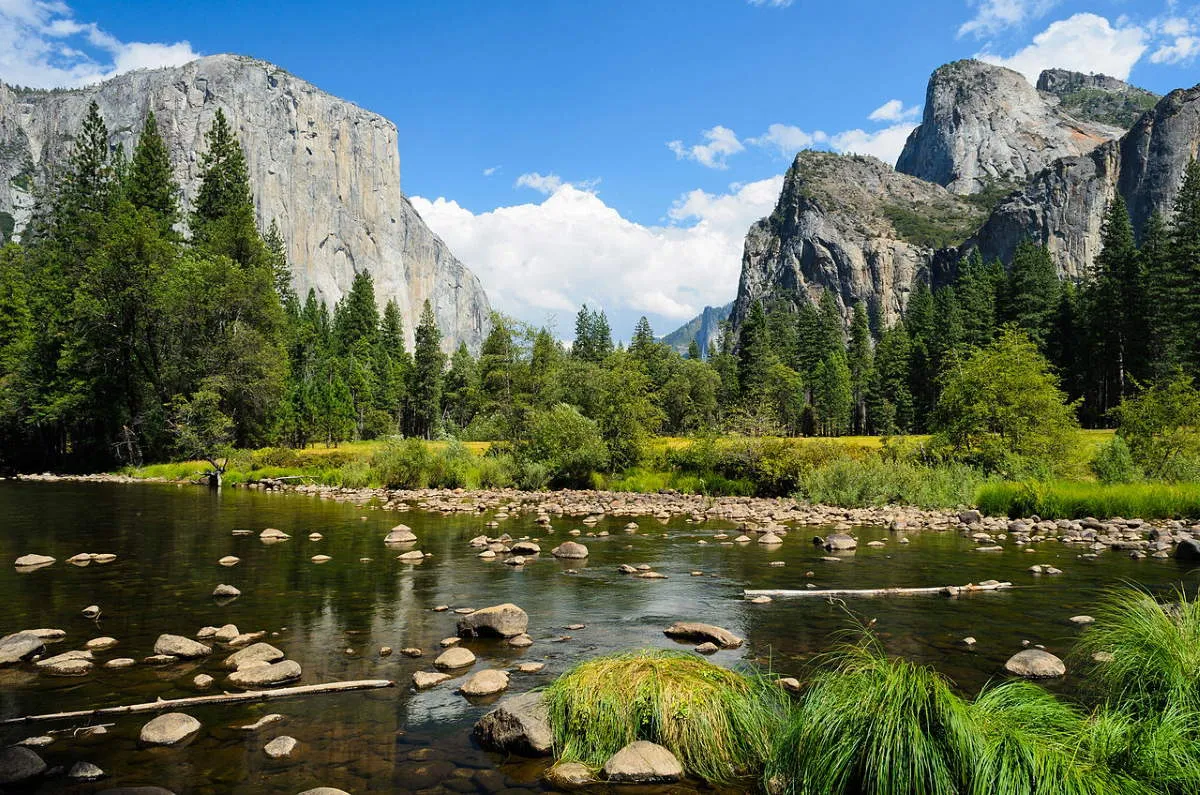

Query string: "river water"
[[0, 481, 1194, 793]]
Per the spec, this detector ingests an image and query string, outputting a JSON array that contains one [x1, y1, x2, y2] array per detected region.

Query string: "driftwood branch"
[[745, 581, 1014, 598], [0, 679, 394, 726]]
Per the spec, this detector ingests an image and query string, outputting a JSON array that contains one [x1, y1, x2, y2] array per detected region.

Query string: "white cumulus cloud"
[[868, 99, 920, 123], [976, 13, 1148, 82], [0, 0, 198, 88], [958, 0, 1058, 38], [1150, 16, 1200, 64], [746, 124, 828, 158], [410, 176, 784, 332], [667, 125, 746, 170], [514, 172, 564, 194], [829, 124, 918, 166]]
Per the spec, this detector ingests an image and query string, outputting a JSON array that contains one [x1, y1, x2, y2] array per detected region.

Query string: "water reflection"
[[0, 481, 1193, 792]]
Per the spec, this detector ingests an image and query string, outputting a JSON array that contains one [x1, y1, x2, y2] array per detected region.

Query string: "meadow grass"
[[543, 650, 788, 784], [976, 480, 1200, 519]]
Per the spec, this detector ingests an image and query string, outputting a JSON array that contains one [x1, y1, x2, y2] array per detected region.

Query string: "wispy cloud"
[[868, 99, 921, 123], [0, 0, 198, 88], [746, 0, 794, 7], [958, 0, 1058, 38], [746, 124, 828, 158], [667, 125, 745, 170], [482, 166, 499, 177]]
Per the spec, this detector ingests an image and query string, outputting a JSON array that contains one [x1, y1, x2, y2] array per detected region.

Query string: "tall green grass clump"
[[977, 480, 1200, 519], [767, 634, 1138, 795], [543, 650, 787, 784], [1076, 586, 1200, 715], [766, 636, 973, 795], [797, 458, 985, 509], [1084, 706, 1200, 793]]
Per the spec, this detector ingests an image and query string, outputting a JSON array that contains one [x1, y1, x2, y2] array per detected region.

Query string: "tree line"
[[0, 102, 1197, 476]]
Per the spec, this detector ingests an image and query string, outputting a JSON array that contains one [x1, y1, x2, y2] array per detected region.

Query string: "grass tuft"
[[976, 480, 1200, 519], [543, 650, 787, 784]]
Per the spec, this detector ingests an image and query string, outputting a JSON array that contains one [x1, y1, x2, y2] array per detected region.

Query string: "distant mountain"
[[661, 303, 732, 357]]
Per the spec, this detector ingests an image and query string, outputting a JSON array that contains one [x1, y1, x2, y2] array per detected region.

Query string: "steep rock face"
[[896, 60, 1123, 194], [0, 54, 489, 352], [974, 84, 1200, 276], [1036, 69, 1160, 129], [661, 302, 731, 357], [730, 151, 980, 333]]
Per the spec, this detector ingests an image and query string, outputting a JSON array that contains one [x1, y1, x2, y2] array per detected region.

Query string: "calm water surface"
[[0, 481, 1195, 793]]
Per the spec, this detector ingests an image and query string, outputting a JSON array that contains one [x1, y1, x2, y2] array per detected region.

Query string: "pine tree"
[[1140, 211, 1173, 377], [263, 219, 295, 309], [442, 343, 479, 429], [905, 281, 937, 428], [847, 303, 873, 434], [593, 309, 614, 360], [687, 339, 702, 361], [867, 321, 913, 434], [529, 328, 562, 407], [410, 300, 445, 439], [812, 351, 852, 436], [630, 316, 655, 360], [795, 297, 825, 378], [334, 270, 379, 351], [191, 109, 263, 268], [59, 101, 116, 224], [1165, 159, 1200, 375], [1002, 240, 1061, 349], [737, 301, 776, 404], [956, 251, 1002, 348], [1090, 194, 1142, 409], [126, 110, 178, 235]]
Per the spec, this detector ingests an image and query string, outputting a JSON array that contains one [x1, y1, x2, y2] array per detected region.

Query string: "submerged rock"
[[140, 713, 201, 746], [238, 714, 284, 731], [457, 603, 529, 639], [13, 554, 55, 568], [472, 691, 553, 756], [545, 761, 597, 789], [212, 584, 241, 598], [68, 761, 104, 781], [602, 740, 683, 783], [263, 735, 297, 759], [1004, 649, 1066, 678]]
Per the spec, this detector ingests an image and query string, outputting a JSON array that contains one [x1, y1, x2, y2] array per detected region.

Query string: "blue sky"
[[3, 0, 1199, 339]]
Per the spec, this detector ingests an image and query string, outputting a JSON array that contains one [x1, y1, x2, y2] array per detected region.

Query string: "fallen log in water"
[[744, 581, 1014, 598], [0, 679, 394, 726]]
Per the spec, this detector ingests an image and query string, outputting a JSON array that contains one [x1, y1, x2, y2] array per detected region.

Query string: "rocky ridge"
[[0, 54, 490, 352]]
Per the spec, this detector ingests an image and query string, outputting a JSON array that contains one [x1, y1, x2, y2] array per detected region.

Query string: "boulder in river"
[[36, 650, 94, 676], [154, 634, 212, 659], [413, 671, 451, 689], [551, 541, 589, 559], [1004, 649, 1066, 678], [823, 533, 858, 551], [1176, 538, 1200, 561], [139, 713, 201, 746], [457, 603, 529, 638], [460, 668, 510, 697], [218, 556, 240, 567], [260, 528, 290, 541], [212, 584, 241, 598], [13, 554, 54, 569], [663, 621, 744, 648], [222, 643, 284, 670], [434, 647, 477, 670], [0, 631, 45, 665], [81, 605, 101, 619], [263, 735, 297, 759], [68, 761, 104, 781], [472, 691, 553, 755], [227, 659, 301, 688], [385, 525, 417, 544], [85, 637, 119, 651], [544, 761, 597, 789], [601, 740, 683, 783], [0, 746, 47, 785]]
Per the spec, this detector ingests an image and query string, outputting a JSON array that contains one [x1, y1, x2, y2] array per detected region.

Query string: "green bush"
[[1091, 436, 1141, 484], [519, 403, 610, 487], [798, 458, 984, 509], [370, 438, 433, 489]]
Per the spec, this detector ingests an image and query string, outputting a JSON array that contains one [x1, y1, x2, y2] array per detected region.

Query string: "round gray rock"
[[0, 746, 47, 785], [224, 642, 285, 670], [154, 634, 212, 659], [472, 691, 552, 755], [227, 659, 302, 688], [663, 621, 744, 649], [0, 631, 46, 665], [824, 533, 858, 551], [140, 712, 201, 746], [551, 541, 589, 559], [1004, 649, 1066, 678], [434, 646, 476, 670], [602, 740, 683, 783], [68, 761, 105, 781], [263, 735, 297, 759], [457, 603, 528, 639], [460, 668, 510, 697]]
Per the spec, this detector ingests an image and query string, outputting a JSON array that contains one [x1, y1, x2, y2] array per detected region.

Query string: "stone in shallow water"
[[0, 746, 47, 785], [457, 603, 528, 639], [0, 631, 45, 665], [263, 735, 297, 759], [514, 662, 545, 673], [551, 541, 589, 559], [194, 674, 214, 689], [663, 621, 744, 649], [472, 691, 552, 755], [1004, 649, 1066, 678], [212, 584, 241, 598], [459, 668, 509, 697], [154, 634, 211, 658], [545, 761, 597, 789], [139, 712, 201, 746], [602, 740, 683, 783], [227, 660, 301, 688], [224, 642, 284, 670], [13, 554, 54, 568], [218, 556, 240, 566], [508, 634, 534, 648], [412, 671, 451, 690], [85, 636, 119, 650], [238, 714, 284, 731], [68, 761, 104, 781], [296, 790, 350, 795], [104, 657, 136, 669], [434, 646, 476, 670]]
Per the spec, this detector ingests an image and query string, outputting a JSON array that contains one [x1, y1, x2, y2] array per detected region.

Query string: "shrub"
[[545, 650, 787, 785], [336, 459, 374, 489], [1091, 435, 1141, 484], [519, 403, 609, 487], [798, 458, 984, 509], [1111, 373, 1200, 480], [370, 438, 433, 489]]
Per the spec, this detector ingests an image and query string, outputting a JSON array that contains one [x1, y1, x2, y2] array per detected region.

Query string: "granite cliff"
[[661, 303, 731, 357], [0, 54, 490, 352]]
